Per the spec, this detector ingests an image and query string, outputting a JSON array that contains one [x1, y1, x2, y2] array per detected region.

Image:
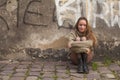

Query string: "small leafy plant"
[[104, 57, 112, 66], [92, 62, 98, 71], [52, 75, 58, 80]]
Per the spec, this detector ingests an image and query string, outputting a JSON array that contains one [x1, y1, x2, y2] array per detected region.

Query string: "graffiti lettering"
[[0, 0, 7, 7], [55, 0, 82, 27], [55, 0, 120, 28], [23, 0, 48, 26], [0, 16, 9, 30], [93, 2, 110, 28], [110, 2, 120, 27], [0, 0, 9, 30]]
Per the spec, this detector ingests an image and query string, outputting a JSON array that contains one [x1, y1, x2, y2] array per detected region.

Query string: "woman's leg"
[[81, 53, 89, 73], [69, 52, 93, 63], [87, 51, 94, 63], [77, 53, 84, 73], [69, 53, 84, 73], [69, 53, 78, 65]]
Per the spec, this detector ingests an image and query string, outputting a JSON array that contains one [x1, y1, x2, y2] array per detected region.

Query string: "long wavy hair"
[[74, 17, 97, 46]]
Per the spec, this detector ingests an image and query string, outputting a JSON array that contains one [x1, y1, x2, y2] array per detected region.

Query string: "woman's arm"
[[71, 40, 93, 47]]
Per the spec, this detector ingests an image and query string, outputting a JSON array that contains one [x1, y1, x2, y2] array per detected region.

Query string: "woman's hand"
[[76, 36, 87, 41], [84, 48, 91, 54], [68, 42, 72, 48], [76, 37, 80, 41], [81, 36, 87, 41]]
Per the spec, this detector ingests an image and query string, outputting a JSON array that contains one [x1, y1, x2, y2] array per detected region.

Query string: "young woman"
[[67, 17, 97, 73]]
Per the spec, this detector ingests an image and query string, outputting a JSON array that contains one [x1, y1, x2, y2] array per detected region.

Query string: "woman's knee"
[[87, 52, 94, 62], [69, 52, 94, 64]]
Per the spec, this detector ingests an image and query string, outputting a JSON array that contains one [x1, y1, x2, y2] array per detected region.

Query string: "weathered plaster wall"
[[0, 0, 120, 60]]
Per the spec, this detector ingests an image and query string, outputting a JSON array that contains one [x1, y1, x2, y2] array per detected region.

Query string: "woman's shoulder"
[[68, 30, 77, 37], [65, 30, 76, 39], [70, 30, 76, 34]]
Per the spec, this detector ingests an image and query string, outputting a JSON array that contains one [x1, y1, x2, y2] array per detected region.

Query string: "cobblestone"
[[0, 60, 120, 80], [13, 72, 26, 77], [10, 76, 25, 80], [26, 76, 38, 80], [98, 67, 112, 74]]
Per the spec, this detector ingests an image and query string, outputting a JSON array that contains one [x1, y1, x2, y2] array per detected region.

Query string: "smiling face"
[[77, 19, 87, 33]]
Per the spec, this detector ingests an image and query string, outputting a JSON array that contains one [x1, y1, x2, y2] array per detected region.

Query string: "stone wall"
[[0, 0, 120, 60]]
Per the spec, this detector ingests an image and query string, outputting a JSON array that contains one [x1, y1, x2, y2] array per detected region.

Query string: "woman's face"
[[77, 19, 87, 33]]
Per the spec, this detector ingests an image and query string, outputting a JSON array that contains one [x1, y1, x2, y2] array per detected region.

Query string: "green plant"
[[92, 62, 98, 71], [52, 75, 58, 80], [37, 76, 43, 80], [66, 69, 70, 75], [104, 57, 112, 66], [24, 69, 30, 80]]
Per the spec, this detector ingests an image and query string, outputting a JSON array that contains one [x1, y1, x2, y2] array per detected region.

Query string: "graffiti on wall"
[[0, 0, 52, 30], [0, 0, 120, 31], [55, 0, 120, 28], [23, 0, 50, 26], [0, 0, 9, 30]]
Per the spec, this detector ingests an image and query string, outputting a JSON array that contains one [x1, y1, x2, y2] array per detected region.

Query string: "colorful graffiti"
[[55, 0, 120, 28]]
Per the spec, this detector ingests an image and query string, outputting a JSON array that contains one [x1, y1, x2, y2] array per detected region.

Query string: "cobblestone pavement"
[[0, 60, 120, 80]]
